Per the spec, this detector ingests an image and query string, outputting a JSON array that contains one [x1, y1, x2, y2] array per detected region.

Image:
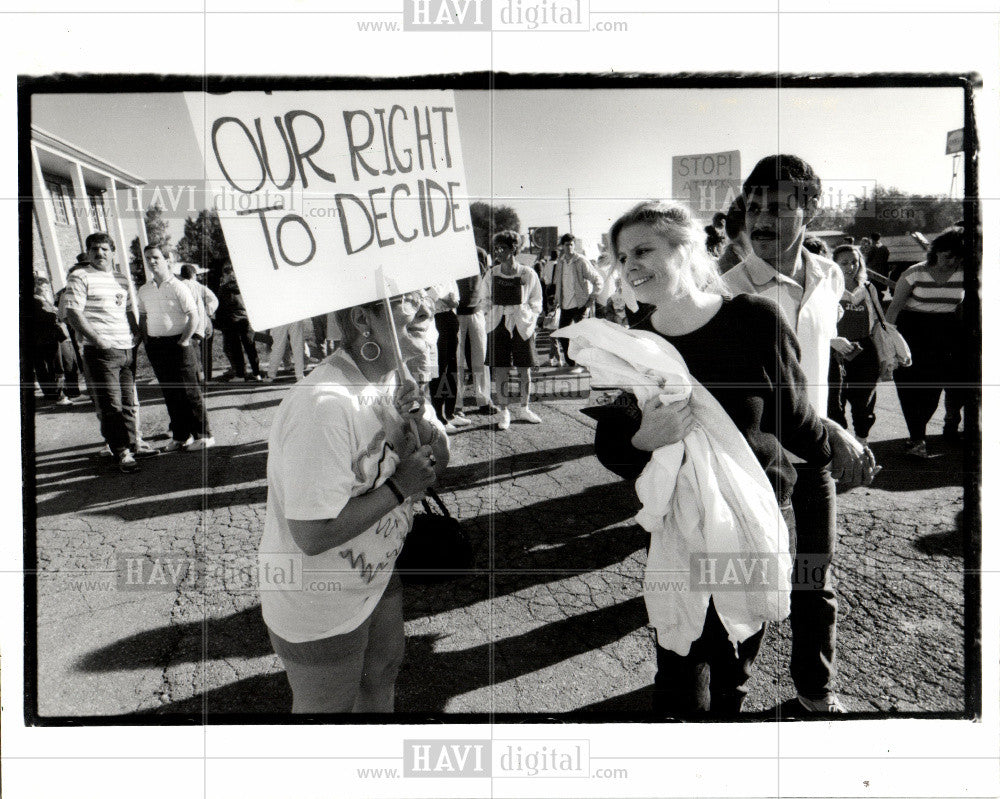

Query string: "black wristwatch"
[[384, 478, 406, 505]]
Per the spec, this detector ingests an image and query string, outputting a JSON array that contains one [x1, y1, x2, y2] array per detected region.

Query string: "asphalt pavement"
[[31, 351, 969, 718]]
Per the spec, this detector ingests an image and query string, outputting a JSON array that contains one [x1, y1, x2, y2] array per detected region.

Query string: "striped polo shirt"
[[58, 266, 133, 350], [898, 262, 965, 313]]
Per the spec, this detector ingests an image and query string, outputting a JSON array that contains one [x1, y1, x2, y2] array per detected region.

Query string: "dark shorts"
[[487, 324, 537, 368]]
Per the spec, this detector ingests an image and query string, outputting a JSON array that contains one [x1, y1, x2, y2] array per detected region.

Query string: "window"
[[42, 175, 71, 226], [88, 190, 108, 232]]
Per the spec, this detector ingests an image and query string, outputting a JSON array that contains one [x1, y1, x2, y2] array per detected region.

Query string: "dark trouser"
[[220, 319, 260, 378], [653, 504, 796, 716], [654, 600, 767, 717], [789, 466, 838, 701], [145, 335, 211, 442], [826, 339, 880, 438], [82, 346, 138, 454], [57, 339, 81, 396], [555, 305, 588, 365], [893, 309, 963, 441], [34, 339, 62, 399], [944, 386, 965, 430], [311, 314, 328, 356], [430, 310, 459, 422], [194, 332, 214, 382]]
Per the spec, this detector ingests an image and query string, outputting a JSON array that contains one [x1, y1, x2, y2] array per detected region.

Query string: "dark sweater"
[[594, 294, 832, 504]]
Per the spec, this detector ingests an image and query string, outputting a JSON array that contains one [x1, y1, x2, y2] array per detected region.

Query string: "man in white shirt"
[[179, 263, 218, 382], [138, 245, 214, 451], [724, 155, 877, 714], [552, 234, 604, 373]]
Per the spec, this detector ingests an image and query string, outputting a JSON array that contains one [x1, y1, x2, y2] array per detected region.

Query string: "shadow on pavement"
[[35, 440, 269, 521], [438, 443, 597, 493], [138, 672, 292, 715], [398, 595, 648, 712], [85, 593, 648, 715], [77, 605, 272, 672], [571, 684, 655, 714], [915, 510, 964, 557], [208, 397, 285, 414], [404, 482, 645, 621], [868, 436, 969, 492]]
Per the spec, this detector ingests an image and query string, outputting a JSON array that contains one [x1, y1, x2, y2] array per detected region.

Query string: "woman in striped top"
[[885, 229, 967, 458]]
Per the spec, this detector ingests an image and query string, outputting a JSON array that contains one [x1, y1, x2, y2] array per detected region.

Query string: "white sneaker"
[[797, 693, 847, 714], [549, 356, 559, 367], [905, 439, 928, 458], [163, 436, 193, 453], [444, 421, 460, 434], [569, 365, 585, 375], [184, 436, 216, 451], [448, 415, 473, 428], [519, 406, 542, 424], [497, 408, 511, 430]]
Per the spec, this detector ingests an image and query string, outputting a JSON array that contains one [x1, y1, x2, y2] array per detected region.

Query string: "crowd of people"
[[34, 151, 971, 717]]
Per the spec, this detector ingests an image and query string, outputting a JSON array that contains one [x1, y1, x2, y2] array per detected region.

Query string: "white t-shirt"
[[260, 350, 437, 643]]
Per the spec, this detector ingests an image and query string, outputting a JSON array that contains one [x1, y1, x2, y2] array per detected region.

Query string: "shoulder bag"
[[395, 487, 474, 585], [867, 283, 913, 381]]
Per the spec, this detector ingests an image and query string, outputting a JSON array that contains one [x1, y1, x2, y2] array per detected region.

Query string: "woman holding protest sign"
[[587, 201, 834, 717], [260, 291, 449, 713], [478, 230, 544, 430]]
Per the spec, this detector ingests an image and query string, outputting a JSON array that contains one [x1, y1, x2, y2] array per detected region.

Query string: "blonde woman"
[[594, 201, 834, 716]]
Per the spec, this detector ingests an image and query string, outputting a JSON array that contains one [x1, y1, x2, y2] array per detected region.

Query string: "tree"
[[469, 201, 522, 251], [175, 210, 230, 292], [843, 186, 963, 239], [128, 203, 171, 287]]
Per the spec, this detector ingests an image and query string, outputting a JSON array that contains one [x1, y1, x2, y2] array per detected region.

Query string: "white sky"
[[33, 86, 963, 253]]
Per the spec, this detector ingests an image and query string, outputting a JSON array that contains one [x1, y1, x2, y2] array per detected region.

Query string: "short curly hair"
[[927, 229, 966, 265], [743, 154, 822, 211], [491, 229, 521, 254]]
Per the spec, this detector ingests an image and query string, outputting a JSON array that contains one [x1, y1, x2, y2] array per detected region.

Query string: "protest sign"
[[671, 150, 741, 218], [184, 91, 478, 330]]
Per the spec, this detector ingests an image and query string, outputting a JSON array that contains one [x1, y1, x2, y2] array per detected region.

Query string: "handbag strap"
[[867, 283, 890, 331], [424, 486, 452, 518]]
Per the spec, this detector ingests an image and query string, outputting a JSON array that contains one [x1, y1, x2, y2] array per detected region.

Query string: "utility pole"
[[949, 154, 961, 199], [566, 189, 573, 236]]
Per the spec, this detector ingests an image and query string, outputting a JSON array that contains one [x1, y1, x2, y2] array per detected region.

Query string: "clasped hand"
[[631, 395, 696, 452], [827, 422, 879, 489]]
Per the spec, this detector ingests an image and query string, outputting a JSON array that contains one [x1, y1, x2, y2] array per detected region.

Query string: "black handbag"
[[395, 487, 473, 584]]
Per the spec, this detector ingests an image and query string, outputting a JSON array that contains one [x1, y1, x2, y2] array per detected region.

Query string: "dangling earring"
[[360, 330, 382, 362]]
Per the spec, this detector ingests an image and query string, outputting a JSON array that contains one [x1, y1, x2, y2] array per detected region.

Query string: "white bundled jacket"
[[555, 319, 792, 655]]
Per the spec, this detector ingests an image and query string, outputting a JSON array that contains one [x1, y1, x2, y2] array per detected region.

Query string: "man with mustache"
[[59, 233, 146, 473], [723, 154, 878, 714]]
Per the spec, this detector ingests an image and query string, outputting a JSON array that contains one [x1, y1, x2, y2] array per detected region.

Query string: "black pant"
[[430, 311, 459, 422], [145, 335, 211, 441], [654, 505, 795, 716], [827, 339, 880, 438], [654, 600, 767, 717], [556, 305, 588, 365], [789, 466, 838, 701], [893, 310, 964, 441], [35, 337, 80, 399], [194, 332, 214, 381], [220, 319, 261, 378]]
